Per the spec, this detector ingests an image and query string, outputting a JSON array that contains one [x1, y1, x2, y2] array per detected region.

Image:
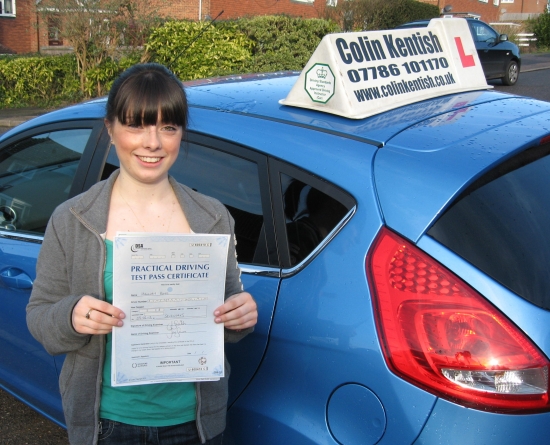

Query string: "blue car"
[[396, 18, 521, 86], [1, 53, 550, 444]]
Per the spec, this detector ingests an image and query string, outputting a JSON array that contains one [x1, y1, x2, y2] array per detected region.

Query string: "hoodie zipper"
[[70, 207, 107, 445]]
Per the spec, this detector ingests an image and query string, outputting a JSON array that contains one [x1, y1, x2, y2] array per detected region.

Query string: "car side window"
[[0, 129, 91, 235], [281, 174, 350, 267], [469, 21, 498, 43], [102, 139, 272, 266]]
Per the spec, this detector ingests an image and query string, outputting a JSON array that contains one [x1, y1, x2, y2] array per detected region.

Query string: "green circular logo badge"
[[305, 63, 335, 104]]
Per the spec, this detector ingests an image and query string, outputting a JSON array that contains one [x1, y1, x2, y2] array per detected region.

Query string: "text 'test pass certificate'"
[[111, 232, 229, 386]]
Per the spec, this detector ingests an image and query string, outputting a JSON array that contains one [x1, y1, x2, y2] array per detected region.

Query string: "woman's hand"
[[72, 295, 126, 335], [214, 292, 257, 331]]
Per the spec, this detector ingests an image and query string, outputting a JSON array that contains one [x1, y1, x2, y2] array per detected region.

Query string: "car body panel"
[[225, 272, 280, 405], [375, 98, 550, 242], [0, 237, 64, 424], [185, 75, 521, 146], [414, 398, 550, 444], [228, 227, 438, 445], [0, 101, 107, 143]]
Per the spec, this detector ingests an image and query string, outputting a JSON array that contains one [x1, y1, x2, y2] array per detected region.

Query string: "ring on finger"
[[85, 308, 95, 319]]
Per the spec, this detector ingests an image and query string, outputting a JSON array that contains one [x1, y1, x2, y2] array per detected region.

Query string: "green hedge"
[[84, 54, 142, 97], [387, 0, 440, 28], [143, 17, 339, 79], [528, 11, 550, 48], [0, 54, 81, 107], [325, 0, 439, 32], [144, 20, 254, 80], [1, 15, 340, 107], [228, 16, 341, 72]]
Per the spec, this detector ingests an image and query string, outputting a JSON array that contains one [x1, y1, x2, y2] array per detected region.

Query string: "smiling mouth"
[[137, 156, 162, 163]]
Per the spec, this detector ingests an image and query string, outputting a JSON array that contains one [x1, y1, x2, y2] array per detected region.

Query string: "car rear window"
[[428, 142, 550, 310]]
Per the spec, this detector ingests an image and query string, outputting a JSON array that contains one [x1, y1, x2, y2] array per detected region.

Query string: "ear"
[[104, 119, 112, 138]]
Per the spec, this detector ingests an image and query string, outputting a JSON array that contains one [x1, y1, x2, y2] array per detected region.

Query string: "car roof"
[[5, 72, 548, 151], [183, 74, 540, 147]]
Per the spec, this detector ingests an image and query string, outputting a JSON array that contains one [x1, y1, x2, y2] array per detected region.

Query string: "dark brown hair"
[[105, 63, 188, 130]]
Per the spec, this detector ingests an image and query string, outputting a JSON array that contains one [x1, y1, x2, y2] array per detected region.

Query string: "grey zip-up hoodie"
[[26, 171, 251, 445]]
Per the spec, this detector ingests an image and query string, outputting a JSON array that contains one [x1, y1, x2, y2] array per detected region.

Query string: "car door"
[[95, 131, 281, 405], [0, 120, 105, 424], [468, 21, 503, 78]]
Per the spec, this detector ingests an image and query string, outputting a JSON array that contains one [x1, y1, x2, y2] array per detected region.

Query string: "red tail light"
[[367, 227, 550, 413]]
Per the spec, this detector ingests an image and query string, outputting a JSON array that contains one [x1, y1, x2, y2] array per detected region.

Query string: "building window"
[[327, 0, 337, 5], [479, 0, 489, 3], [493, 0, 499, 5], [501, 0, 514, 3], [0, 0, 15, 16], [48, 16, 63, 46]]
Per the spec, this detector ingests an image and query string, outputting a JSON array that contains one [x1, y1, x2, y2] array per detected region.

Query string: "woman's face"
[[107, 115, 183, 185]]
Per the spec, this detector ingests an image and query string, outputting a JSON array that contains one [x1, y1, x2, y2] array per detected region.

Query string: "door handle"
[[0, 268, 33, 289]]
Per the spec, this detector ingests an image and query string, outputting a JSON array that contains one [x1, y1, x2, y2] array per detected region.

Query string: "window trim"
[[0, 0, 16, 17], [269, 158, 356, 270], [0, 230, 43, 244], [0, 119, 107, 243], [281, 206, 356, 277], [184, 132, 278, 268]]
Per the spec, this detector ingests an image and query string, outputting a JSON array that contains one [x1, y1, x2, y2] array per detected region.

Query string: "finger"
[[218, 305, 258, 328], [214, 294, 245, 316], [75, 323, 114, 335], [214, 292, 255, 317], [223, 315, 257, 330], [72, 296, 125, 334], [85, 308, 124, 327], [74, 316, 121, 335], [215, 301, 257, 324], [81, 298, 125, 319]]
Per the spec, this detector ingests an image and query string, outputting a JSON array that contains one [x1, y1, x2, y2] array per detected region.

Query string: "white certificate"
[[111, 232, 229, 386]]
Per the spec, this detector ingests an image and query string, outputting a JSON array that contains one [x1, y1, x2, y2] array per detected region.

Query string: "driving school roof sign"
[[280, 18, 490, 119]]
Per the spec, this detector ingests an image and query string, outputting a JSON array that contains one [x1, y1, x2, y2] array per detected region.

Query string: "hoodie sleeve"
[[26, 212, 91, 356], [222, 206, 254, 343]]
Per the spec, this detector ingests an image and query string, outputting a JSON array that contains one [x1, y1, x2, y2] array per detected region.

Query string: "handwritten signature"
[[166, 319, 186, 338]]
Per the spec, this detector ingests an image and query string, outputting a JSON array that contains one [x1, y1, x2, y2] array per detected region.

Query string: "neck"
[[115, 171, 173, 203]]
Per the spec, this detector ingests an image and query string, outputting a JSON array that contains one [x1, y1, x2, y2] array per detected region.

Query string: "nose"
[[143, 126, 161, 150]]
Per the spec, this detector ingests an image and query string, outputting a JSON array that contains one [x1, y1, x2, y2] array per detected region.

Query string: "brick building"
[[2, 0, 547, 55], [499, 0, 549, 20], [209, 0, 324, 20], [419, 0, 548, 22], [0, 0, 39, 54], [1, 0, 327, 54]]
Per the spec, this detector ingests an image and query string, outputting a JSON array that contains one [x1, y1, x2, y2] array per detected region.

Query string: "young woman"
[[26, 63, 257, 445]]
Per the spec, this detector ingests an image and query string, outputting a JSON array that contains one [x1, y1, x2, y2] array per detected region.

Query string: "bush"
[[326, 0, 439, 31], [84, 53, 142, 97], [0, 54, 80, 107], [528, 11, 550, 48], [227, 16, 340, 72], [143, 20, 254, 80], [2, 12, 425, 108]]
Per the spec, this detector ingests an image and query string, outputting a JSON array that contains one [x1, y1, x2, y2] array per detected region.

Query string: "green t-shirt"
[[99, 239, 196, 426]]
